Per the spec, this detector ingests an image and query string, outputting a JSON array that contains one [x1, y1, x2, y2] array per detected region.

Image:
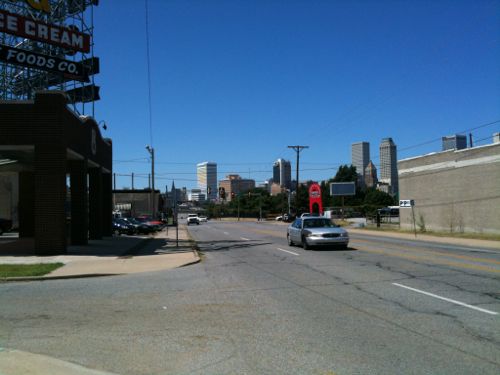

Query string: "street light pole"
[[287, 145, 309, 214], [146, 145, 155, 219]]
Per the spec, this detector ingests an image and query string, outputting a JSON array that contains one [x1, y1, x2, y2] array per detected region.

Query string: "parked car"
[[187, 214, 200, 225], [122, 217, 155, 234], [287, 217, 349, 250], [0, 218, 12, 235], [198, 216, 208, 223], [112, 219, 136, 235], [135, 216, 162, 231]]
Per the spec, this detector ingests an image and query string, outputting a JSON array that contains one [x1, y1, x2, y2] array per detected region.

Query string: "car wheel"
[[287, 234, 293, 246], [0, 228, 3, 236], [340, 244, 348, 250], [302, 236, 310, 250]]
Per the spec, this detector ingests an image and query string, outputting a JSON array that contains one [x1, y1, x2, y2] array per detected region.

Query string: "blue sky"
[[92, 0, 500, 191]]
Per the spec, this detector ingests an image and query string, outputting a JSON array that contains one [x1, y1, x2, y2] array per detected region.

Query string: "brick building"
[[219, 175, 255, 201], [0, 92, 113, 254]]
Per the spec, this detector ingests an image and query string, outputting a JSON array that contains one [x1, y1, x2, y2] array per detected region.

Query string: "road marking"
[[240, 237, 250, 241], [393, 283, 498, 316], [276, 247, 299, 256], [223, 232, 229, 235]]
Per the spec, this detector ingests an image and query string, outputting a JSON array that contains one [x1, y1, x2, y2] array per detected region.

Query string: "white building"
[[197, 162, 217, 200]]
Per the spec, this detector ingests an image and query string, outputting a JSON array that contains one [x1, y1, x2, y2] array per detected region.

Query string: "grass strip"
[[0, 263, 64, 278]]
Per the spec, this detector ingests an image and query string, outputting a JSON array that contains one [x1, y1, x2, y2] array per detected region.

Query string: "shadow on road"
[[196, 239, 273, 253]]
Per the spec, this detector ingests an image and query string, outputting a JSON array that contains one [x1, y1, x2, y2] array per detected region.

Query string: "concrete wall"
[[398, 143, 500, 234]]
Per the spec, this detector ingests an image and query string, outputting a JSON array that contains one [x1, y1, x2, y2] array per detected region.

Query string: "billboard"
[[330, 182, 356, 196], [0, 9, 91, 53], [0, 44, 90, 82]]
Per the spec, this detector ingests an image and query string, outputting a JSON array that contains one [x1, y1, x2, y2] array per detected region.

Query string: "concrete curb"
[[0, 273, 120, 283], [0, 348, 120, 375]]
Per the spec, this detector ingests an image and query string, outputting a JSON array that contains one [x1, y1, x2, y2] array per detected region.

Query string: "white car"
[[198, 216, 208, 222], [187, 214, 200, 225], [287, 217, 349, 250]]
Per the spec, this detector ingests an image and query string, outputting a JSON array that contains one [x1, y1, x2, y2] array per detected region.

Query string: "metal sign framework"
[[0, 0, 98, 116]]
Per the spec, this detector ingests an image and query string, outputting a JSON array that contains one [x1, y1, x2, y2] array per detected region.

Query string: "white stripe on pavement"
[[240, 237, 250, 241], [223, 232, 229, 235], [393, 283, 498, 316], [276, 248, 299, 256]]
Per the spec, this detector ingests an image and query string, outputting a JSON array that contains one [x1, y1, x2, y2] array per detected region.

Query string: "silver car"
[[287, 217, 349, 250]]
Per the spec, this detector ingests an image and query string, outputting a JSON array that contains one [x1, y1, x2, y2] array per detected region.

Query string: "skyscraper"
[[351, 142, 370, 187], [442, 134, 467, 151], [272, 158, 292, 189], [379, 138, 398, 196], [364, 160, 378, 188], [197, 162, 217, 201]]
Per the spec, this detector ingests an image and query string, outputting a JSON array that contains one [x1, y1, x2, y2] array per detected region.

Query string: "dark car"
[[287, 217, 349, 250], [112, 219, 136, 235], [0, 218, 12, 235], [123, 217, 155, 234]]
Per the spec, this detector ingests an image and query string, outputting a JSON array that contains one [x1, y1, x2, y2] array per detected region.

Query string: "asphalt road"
[[0, 221, 499, 375]]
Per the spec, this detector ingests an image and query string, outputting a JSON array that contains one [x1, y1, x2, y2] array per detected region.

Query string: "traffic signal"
[[219, 187, 226, 199]]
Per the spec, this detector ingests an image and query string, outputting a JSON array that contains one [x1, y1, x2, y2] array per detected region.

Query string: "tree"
[[364, 188, 395, 206], [332, 165, 358, 182]]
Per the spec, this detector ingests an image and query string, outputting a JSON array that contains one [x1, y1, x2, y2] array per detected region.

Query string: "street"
[[0, 221, 499, 374]]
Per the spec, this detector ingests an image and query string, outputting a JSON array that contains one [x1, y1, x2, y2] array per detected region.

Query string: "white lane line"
[[393, 283, 498, 316], [240, 237, 250, 241], [223, 232, 229, 235], [276, 248, 299, 256]]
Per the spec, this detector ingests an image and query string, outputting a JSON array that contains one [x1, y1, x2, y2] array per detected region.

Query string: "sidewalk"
[[0, 224, 200, 281], [0, 348, 119, 375], [347, 227, 500, 250]]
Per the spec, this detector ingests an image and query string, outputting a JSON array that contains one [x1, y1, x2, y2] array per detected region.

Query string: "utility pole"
[[287, 145, 309, 214], [146, 145, 155, 218]]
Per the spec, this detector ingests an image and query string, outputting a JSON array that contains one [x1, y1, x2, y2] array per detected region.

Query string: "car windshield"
[[303, 219, 337, 228]]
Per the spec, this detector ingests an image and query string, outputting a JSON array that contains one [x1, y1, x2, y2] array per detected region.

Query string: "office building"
[[219, 175, 255, 201], [442, 134, 467, 151], [272, 159, 292, 189], [351, 142, 370, 187], [364, 160, 378, 188], [197, 162, 217, 201], [379, 138, 398, 196], [190, 189, 206, 202]]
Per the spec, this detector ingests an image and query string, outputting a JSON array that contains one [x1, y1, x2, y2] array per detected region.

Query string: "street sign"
[[399, 199, 415, 207]]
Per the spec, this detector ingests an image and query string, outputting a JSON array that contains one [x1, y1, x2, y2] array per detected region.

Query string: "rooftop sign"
[[0, 9, 90, 53], [0, 44, 90, 82]]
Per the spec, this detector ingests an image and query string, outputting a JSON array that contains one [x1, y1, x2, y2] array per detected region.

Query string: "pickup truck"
[[187, 214, 200, 225]]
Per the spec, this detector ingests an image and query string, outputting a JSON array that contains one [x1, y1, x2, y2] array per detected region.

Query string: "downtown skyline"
[[99, 1, 499, 190]]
